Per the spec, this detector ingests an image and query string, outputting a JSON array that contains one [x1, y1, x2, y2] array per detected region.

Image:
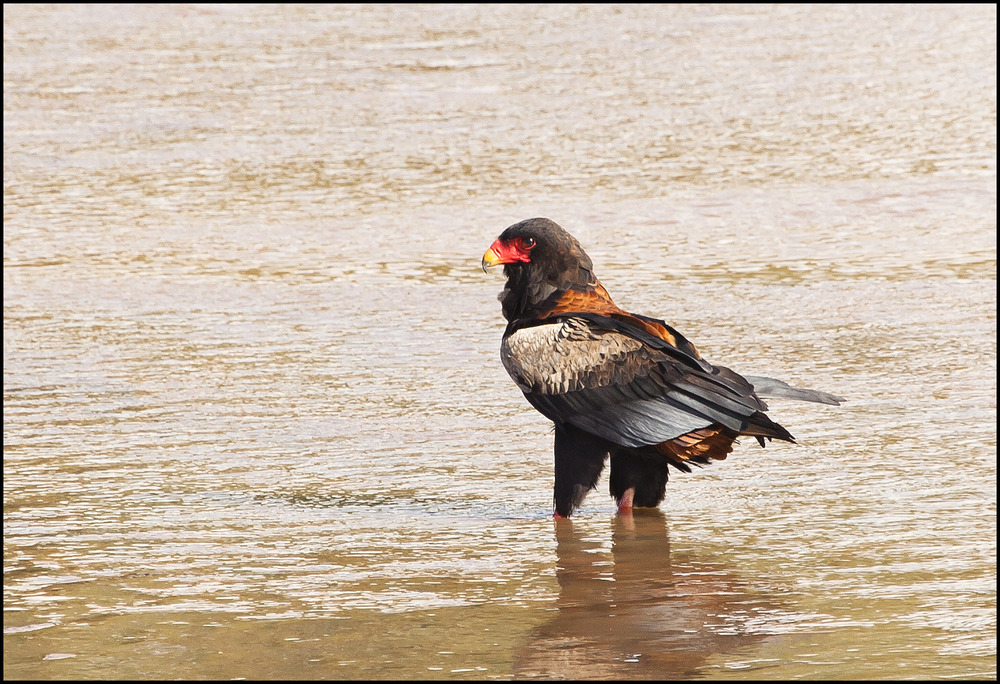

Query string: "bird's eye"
[[519, 237, 536, 249]]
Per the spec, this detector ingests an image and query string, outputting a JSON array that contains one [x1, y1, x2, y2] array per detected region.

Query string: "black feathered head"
[[483, 218, 600, 320]]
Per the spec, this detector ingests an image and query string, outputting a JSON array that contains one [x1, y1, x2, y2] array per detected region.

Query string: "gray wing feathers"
[[529, 390, 711, 448], [744, 375, 844, 406], [504, 319, 755, 447]]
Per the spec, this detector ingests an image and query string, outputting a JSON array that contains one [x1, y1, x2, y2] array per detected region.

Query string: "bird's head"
[[483, 218, 601, 321]]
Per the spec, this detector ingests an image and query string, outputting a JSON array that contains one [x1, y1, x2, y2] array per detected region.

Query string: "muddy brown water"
[[4, 4, 995, 680]]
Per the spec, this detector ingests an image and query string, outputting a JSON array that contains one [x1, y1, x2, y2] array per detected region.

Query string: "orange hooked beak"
[[482, 243, 503, 272]]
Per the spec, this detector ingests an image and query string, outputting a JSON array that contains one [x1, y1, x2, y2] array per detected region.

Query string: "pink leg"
[[617, 487, 635, 514]]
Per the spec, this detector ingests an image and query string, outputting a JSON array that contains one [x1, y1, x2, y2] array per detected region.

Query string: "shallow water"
[[4, 4, 996, 680]]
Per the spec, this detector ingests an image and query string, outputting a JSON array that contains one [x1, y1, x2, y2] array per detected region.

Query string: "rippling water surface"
[[4, 4, 996, 680]]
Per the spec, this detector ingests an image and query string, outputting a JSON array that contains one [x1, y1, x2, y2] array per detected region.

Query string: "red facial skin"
[[482, 237, 535, 268]]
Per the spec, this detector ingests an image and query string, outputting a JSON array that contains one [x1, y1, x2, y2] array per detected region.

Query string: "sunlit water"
[[4, 4, 996, 680]]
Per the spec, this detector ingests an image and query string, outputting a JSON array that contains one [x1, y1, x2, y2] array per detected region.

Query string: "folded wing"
[[501, 314, 791, 450]]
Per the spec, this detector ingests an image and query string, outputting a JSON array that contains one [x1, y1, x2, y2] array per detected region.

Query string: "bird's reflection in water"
[[514, 510, 771, 680]]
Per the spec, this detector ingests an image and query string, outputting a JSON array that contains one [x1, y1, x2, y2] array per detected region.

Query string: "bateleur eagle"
[[482, 217, 842, 518]]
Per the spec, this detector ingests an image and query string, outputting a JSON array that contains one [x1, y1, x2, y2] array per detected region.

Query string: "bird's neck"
[[500, 268, 620, 323]]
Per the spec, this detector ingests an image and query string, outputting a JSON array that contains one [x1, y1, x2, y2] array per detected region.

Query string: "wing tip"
[[745, 375, 845, 406]]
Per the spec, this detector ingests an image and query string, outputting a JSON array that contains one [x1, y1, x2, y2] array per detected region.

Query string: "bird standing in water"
[[482, 217, 842, 518]]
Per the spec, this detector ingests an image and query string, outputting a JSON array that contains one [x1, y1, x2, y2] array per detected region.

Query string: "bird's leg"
[[552, 424, 608, 518], [616, 487, 635, 514], [609, 451, 669, 510]]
